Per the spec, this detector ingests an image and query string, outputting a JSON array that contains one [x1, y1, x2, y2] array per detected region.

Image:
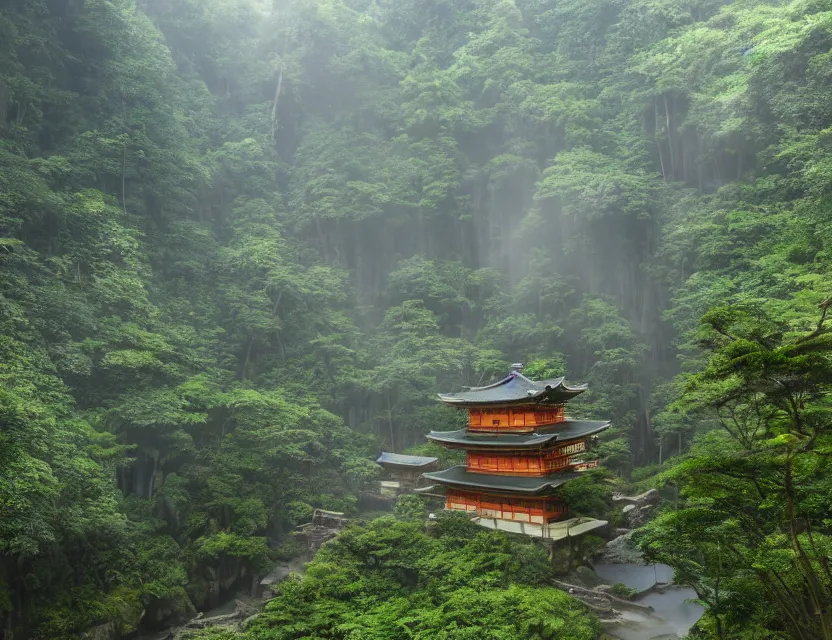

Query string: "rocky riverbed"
[[554, 556, 703, 640], [594, 563, 703, 640], [546, 488, 705, 640]]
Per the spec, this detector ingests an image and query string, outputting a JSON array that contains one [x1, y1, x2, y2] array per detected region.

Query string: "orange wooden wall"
[[467, 451, 567, 475], [466, 439, 589, 476], [446, 489, 568, 523], [468, 405, 565, 432]]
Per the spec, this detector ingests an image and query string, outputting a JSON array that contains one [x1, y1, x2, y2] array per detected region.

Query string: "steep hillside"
[[2, 0, 832, 637]]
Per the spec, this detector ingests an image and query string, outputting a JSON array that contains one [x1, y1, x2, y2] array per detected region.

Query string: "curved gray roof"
[[376, 452, 439, 468], [427, 420, 610, 449], [422, 466, 580, 494], [439, 372, 587, 406]]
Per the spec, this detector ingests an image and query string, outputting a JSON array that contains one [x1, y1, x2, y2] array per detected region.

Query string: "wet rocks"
[[80, 622, 118, 640], [165, 600, 258, 640], [573, 565, 604, 588], [613, 489, 660, 507], [614, 489, 660, 529], [598, 532, 644, 565], [622, 503, 654, 528], [307, 509, 348, 554]]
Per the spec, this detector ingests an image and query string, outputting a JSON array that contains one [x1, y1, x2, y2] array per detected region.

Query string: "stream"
[[594, 563, 704, 640]]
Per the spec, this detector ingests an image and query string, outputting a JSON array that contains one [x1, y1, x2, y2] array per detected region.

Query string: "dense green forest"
[[245, 511, 601, 640], [2, 0, 832, 637]]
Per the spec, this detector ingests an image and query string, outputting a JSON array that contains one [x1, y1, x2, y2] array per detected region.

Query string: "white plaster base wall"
[[469, 515, 608, 541]]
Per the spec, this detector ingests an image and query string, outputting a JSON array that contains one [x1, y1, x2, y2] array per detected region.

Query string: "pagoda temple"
[[421, 365, 610, 541]]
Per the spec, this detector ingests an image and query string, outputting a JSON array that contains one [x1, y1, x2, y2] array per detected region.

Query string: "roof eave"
[[426, 431, 560, 449], [422, 467, 580, 495], [426, 420, 611, 449], [437, 388, 588, 407]]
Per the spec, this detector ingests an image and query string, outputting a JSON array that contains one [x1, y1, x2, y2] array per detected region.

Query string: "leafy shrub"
[[247, 518, 601, 639], [610, 583, 639, 599], [394, 495, 428, 522], [273, 537, 306, 562], [284, 501, 314, 527]]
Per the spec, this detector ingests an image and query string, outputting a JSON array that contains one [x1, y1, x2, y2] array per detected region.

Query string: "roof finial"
[[511, 362, 524, 373]]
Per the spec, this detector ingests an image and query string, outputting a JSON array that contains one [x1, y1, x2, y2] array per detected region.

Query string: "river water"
[[594, 562, 704, 640]]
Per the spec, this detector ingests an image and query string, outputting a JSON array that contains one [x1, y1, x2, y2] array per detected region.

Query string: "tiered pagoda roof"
[[438, 373, 587, 406], [376, 452, 439, 470], [427, 420, 609, 449], [422, 466, 580, 494]]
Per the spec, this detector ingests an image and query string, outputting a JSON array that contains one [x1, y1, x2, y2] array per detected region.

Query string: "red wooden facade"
[[467, 451, 565, 475], [466, 439, 590, 476], [446, 489, 568, 523], [467, 405, 565, 432]]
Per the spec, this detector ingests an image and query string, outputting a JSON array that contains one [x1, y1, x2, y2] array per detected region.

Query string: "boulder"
[[574, 565, 604, 588], [597, 532, 644, 565], [549, 545, 576, 575], [626, 504, 654, 528]]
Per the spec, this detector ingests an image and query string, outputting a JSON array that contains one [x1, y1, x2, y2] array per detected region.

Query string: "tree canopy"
[[2, 0, 832, 637]]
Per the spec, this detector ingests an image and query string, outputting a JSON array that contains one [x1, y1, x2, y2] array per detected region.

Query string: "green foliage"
[[609, 583, 639, 600], [403, 441, 466, 468], [636, 304, 832, 639], [556, 470, 615, 519], [246, 517, 599, 640], [4, 0, 832, 637], [393, 495, 428, 522]]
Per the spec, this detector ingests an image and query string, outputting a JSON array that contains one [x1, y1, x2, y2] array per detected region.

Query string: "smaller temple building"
[[376, 451, 439, 496], [422, 365, 610, 541]]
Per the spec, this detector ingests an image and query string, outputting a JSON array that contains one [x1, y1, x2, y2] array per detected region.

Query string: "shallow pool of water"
[[593, 562, 704, 640], [593, 562, 674, 591]]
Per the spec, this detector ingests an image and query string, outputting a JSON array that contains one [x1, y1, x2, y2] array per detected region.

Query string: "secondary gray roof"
[[376, 452, 439, 468], [439, 372, 587, 406], [427, 420, 611, 449], [422, 466, 580, 494]]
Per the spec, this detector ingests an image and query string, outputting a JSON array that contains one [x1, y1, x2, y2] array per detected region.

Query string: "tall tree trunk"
[[242, 336, 255, 381], [148, 452, 157, 500], [270, 21, 291, 143], [270, 62, 284, 142], [664, 93, 675, 179], [122, 144, 128, 215], [655, 96, 667, 181]]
